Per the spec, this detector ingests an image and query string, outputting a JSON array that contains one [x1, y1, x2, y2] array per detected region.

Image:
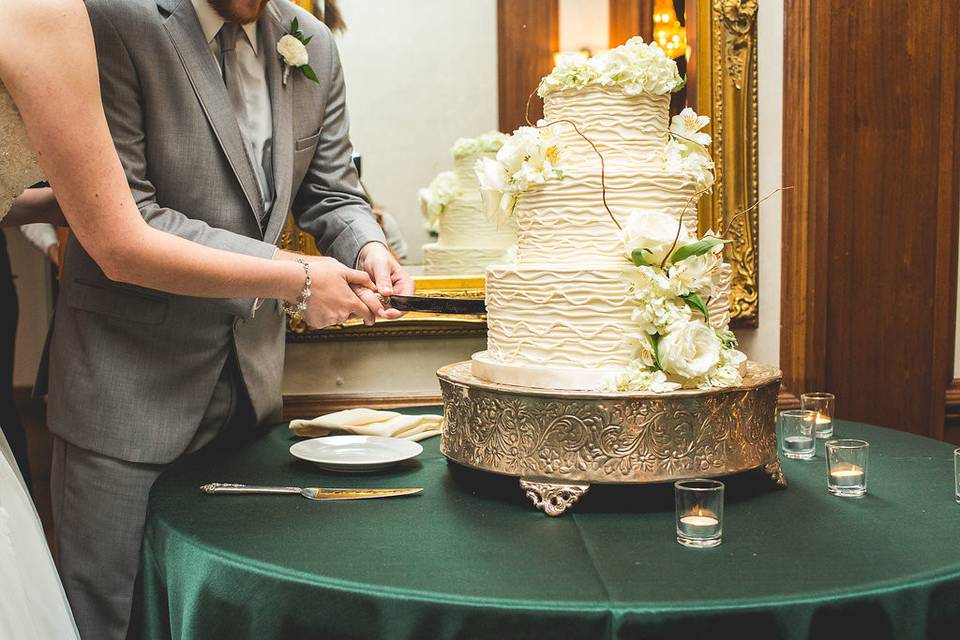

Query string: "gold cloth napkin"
[[289, 408, 443, 441]]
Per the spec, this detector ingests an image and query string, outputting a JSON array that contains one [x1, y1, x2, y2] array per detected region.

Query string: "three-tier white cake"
[[472, 38, 742, 392], [419, 133, 518, 275]]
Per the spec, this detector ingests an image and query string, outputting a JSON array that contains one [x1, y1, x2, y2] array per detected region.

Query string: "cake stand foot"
[[519, 480, 590, 516], [764, 459, 788, 488]]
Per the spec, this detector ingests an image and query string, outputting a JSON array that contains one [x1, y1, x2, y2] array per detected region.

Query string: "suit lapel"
[[260, 7, 294, 245], [159, 0, 266, 229]]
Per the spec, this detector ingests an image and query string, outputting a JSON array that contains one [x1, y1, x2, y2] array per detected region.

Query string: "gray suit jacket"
[[44, 0, 385, 464]]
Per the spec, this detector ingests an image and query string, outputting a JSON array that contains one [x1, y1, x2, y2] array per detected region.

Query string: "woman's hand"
[[297, 256, 383, 329]]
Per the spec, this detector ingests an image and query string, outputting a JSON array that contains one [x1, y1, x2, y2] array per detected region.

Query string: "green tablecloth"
[[141, 412, 960, 640]]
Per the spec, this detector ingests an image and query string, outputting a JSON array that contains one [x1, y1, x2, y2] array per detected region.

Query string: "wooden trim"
[[783, 0, 960, 439], [781, 0, 829, 396], [929, 1, 960, 442], [946, 379, 960, 445], [282, 393, 443, 419], [608, 0, 653, 47], [497, 0, 559, 132]]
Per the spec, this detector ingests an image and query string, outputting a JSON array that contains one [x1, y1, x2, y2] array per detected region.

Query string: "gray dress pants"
[[51, 352, 257, 640]]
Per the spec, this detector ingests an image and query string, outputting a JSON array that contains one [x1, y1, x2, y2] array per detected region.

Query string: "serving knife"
[[200, 483, 423, 501], [377, 294, 486, 315]]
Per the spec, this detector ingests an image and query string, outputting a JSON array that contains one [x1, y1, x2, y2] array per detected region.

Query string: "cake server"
[[200, 483, 423, 500], [377, 294, 486, 315]]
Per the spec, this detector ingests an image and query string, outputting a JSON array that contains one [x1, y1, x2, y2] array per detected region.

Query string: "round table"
[[140, 412, 960, 640]]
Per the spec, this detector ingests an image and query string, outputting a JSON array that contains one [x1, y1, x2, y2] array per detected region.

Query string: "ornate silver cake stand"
[[438, 360, 784, 516]]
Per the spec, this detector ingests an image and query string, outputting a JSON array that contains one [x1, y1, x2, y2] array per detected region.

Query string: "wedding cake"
[[419, 132, 518, 275], [472, 38, 745, 392]]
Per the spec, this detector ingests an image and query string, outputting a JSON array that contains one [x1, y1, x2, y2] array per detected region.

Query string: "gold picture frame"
[[696, 0, 759, 326], [281, 0, 760, 337]]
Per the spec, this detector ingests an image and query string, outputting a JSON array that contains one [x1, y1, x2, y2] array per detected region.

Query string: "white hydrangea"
[[606, 364, 682, 393], [665, 139, 715, 192], [417, 170, 458, 227], [538, 37, 683, 97], [452, 131, 509, 159], [475, 123, 565, 224]]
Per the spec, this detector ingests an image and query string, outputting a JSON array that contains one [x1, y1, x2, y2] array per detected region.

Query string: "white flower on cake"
[[418, 170, 458, 227], [663, 107, 715, 192], [658, 320, 722, 379], [621, 209, 692, 266], [669, 108, 711, 146], [615, 209, 743, 392], [538, 37, 684, 97], [452, 131, 509, 159], [475, 124, 565, 225], [607, 364, 681, 393], [668, 249, 723, 299]]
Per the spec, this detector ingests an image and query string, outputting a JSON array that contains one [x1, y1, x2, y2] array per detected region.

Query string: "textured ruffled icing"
[[485, 266, 635, 368], [0, 85, 43, 223], [544, 87, 670, 164], [424, 244, 512, 276], [514, 169, 700, 266], [425, 152, 517, 273]]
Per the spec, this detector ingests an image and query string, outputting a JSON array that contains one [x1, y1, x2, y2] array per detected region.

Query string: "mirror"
[[282, 0, 759, 338]]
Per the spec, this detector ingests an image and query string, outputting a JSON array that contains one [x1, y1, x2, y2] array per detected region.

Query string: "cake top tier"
[[451, 131, 509, 160], [538, 37, 684, 98]]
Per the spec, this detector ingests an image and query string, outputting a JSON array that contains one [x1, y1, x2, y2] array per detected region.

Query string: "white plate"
[[289, 436, 423, 473]]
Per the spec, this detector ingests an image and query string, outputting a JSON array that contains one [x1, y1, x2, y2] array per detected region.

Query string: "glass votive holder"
[[825, 439, 868, 497], [779, 410, 817, 460], [674, 479, 724, 548], [954, 448, 959, 504], [801, 392, 835, 438]]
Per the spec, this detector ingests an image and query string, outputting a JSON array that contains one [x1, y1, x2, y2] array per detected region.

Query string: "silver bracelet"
[[281, 257, 312, 320]]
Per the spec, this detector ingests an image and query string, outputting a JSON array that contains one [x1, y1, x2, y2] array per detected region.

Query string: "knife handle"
[[201, 483, 301, 495]]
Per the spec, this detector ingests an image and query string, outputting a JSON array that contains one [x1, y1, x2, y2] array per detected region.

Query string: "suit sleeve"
[[291, 33, 386, 268], [87, 2, 277, 319]]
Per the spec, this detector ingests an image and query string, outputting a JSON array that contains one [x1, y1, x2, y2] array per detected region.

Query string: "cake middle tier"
[[515, 168, 700, 265], [485, 264, 636, 370]]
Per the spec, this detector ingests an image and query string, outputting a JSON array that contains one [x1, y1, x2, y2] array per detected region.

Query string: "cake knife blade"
[[377, 295, 486, 315]]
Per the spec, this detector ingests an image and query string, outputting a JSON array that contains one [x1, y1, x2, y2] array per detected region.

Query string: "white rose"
[[621, 209, 691, 265], [658, 320, 722, 379], [277, 35, 309, 67]]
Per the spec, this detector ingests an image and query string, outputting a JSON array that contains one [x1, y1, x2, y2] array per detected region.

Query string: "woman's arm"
[[0, 0, 380, 326]]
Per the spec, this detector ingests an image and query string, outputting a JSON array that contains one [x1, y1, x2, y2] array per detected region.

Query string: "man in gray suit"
[[42, 0, 413, 637]]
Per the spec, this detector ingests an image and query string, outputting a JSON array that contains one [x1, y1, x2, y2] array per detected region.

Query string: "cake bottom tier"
[[482, 264, 635, 390], [423, 243, 513, 276]]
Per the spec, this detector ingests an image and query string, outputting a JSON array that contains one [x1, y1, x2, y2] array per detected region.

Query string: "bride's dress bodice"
[[0, 83, 44, 221]]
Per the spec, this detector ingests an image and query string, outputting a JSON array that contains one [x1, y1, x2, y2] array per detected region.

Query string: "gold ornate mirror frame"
[[696, 0, 759, 326], [282, 0, 759, 340]]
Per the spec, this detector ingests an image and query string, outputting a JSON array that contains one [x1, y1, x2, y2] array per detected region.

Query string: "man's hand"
[[356, 242, 415, 320], [294, 256, 381, 329]]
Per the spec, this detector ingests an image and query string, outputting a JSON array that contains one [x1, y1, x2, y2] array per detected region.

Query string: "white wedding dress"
[[0, 82, 81, 639]]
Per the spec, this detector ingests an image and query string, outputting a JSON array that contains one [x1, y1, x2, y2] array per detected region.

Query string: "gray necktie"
[[217, 22, 272, 221]]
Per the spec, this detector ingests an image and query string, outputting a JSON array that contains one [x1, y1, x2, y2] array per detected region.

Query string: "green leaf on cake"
[[670, 237, 731, 264], [649, 333, 663, 371], [680, 292, 709, 321], [631, 248, 654, 267]]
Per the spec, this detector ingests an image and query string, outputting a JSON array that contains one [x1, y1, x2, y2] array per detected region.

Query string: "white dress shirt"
[[191, 0, 274, 215]]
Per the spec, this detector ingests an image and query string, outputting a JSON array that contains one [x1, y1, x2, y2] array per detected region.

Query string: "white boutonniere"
[[277, 18, 318, 86]]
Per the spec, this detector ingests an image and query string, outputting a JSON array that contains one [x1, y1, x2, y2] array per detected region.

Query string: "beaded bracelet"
[[280, 257, 312, 320]]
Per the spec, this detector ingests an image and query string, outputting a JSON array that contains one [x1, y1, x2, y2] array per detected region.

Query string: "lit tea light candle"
[[678, 509, 720, 537], [829, 463, 864, 487]]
